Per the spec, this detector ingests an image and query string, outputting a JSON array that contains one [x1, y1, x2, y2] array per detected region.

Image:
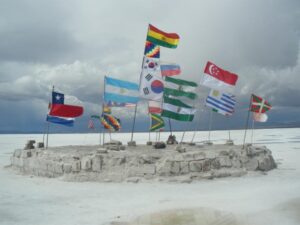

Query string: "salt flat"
[[0, 128, 300, 225]]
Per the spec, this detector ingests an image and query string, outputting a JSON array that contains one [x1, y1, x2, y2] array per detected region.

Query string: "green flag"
[[164, 76, 198, 100], [161, 96, 196, 121]]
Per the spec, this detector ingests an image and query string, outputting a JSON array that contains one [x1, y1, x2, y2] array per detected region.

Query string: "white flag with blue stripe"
[[205, 89, 236, 116], [104, 76, 139, 104]]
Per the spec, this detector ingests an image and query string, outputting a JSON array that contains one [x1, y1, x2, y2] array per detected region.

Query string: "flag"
[[161, 96, 196, 121], [49, 91, 84, 118], [150, 113, 164, 131], [253, 113, 268, 122], [205, 90, 236, 116], [146, 24, 180, 49], [101, 114, 121, 131], [160, 63, 181, 76], [104, 76, 139, 104], [144, 41, 160, 58], [164, 76, 198, 100], [250, 94, 272, 113], [88, 119, 95, 129], [148, 101, 162, 113], [46, 115, 74, 127], [139, 57, 164, 100], [202, 61, 238, 93], [105, 101, 136, 107]]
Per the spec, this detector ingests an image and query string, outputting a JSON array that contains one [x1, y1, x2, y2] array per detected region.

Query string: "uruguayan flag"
[[104, 76, 139, 104], [205, 89, 236, 116]]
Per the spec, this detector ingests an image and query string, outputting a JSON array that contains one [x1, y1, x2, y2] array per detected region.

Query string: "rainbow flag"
[[101, 114, 121, 131], [146, 24, 179, 49], [144, 41, 160, 58]]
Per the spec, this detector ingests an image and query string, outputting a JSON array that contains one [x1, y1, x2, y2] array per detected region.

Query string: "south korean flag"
[[139, 57, 164, 101]]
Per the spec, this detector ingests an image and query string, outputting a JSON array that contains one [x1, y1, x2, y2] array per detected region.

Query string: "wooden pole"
[[243, 95, 253, 148]]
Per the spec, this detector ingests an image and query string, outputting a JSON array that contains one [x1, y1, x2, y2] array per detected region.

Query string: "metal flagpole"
[[102, 77, 106, 146], [46, 85, 54, 149], [130, 102, 138, 143], [208, 110, 213, 142], [251, 116, 255, 145], [45, 122, 49, 149], [130, 24, 152, 144], [180, 131, 186, 144], [99, 126, 102, 145], [228, 130, 231, 140], [243, 95, 253, 148], [168, 118, 173, 136]]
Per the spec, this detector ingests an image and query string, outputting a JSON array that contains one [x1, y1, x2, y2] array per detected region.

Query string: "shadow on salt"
[[111, 208, 243, 225]]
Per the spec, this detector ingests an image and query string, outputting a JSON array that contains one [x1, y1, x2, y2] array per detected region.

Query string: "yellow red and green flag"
[[146, 24, 179, 49]]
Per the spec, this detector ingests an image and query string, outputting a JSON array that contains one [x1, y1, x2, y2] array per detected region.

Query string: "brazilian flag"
[[150, 113, 164, 131]]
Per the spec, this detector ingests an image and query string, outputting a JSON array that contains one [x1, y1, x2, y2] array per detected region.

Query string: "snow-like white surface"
[[0, 128, 300, 225]]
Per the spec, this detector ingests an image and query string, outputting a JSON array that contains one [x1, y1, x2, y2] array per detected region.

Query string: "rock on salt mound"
[[9, 143, 276, 183]]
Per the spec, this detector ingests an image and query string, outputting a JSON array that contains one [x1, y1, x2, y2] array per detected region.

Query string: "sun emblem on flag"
[[120, 88, 126, 94], [212, 90, 220, 97]]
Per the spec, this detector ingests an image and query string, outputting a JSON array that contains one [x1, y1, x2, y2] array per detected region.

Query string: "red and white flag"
[[148, 101, 162, 113], [253, 113, 268, 122], [202, 61, 238, 93]]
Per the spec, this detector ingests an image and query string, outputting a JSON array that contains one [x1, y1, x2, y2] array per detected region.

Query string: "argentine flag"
[[205, 90, 236, 116], [104, 76, 139, 104]]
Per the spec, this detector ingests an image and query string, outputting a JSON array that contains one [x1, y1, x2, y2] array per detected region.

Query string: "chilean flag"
[[202, 61, 238, 93], [49, 91, 84, 118]]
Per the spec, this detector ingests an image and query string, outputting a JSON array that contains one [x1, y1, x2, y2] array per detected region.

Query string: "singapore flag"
[[202, 61, 238, 94]]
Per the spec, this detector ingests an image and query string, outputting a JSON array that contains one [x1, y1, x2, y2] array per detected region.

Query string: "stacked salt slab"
[[10, 141, 276, 183]]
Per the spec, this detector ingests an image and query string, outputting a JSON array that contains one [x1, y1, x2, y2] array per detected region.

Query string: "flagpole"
[[130, 102, 138, 143], [130, 25, 152, 145], [99, 125, 102, 145], [208, 110, 213, 142], [180, 131, 185, 144], [251, 116, 255, 145], [42, 122, 47, 146], [46, 85, 54, 149], [168, 118, 173, 136], [191, 110, 201, 143], [242, 95, 253, 148], [102, 77, 106, 146], [45, 122, 49, 149]]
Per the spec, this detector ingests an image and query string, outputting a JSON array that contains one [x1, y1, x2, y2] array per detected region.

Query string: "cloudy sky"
[[0, 0, 299, 133]]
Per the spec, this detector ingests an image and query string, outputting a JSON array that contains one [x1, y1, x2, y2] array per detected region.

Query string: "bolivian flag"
[[146, 24, 179, 49]]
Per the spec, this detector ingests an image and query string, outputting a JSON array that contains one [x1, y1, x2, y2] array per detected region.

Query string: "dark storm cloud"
[[0, 1, 79, 64]]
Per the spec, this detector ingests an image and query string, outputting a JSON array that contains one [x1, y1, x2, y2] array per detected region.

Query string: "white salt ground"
[[0, 128, 299, 225]]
